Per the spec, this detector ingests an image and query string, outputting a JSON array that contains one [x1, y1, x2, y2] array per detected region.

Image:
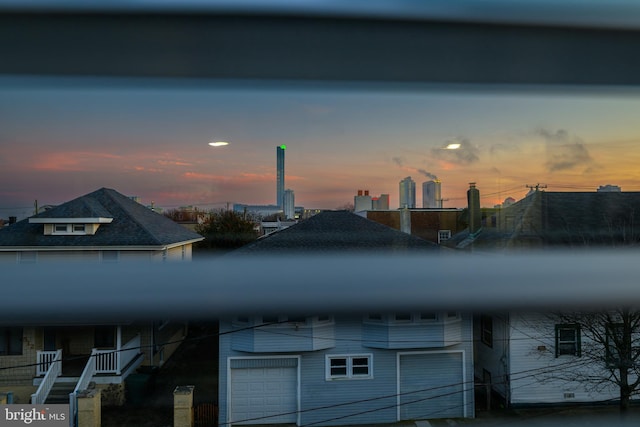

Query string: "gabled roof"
[[232, 210, 439, 254], [0, 188, 203, 249]]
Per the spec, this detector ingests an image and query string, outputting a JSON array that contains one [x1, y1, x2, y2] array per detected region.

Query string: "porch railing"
[[31, 349, 62, 404], [94, 334, 141, 375], [36, 350, 59, 376], [69, 349, 97, 427]]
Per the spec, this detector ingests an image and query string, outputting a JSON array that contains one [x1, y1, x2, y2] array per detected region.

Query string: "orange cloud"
[[184, 172, 229, 181], [157, 159, 192, 166]]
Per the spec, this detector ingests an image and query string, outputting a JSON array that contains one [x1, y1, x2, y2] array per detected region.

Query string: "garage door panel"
[[399, 352, 464, 420], [231, 362, 298, 425]]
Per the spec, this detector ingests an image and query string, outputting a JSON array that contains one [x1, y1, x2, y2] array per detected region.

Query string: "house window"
[[288, 316, 306, 324], [438, 230, 452, 243], [394, 313, 412, 322], [555, 324, 581, 357], [316, 315, 331, 323], [0, 327, 23, 355], [326, 355, 372, 380], [420, 312, 438, 321], [481, 315, 493, 348], [73, 224, 86, 233], [446, 311, 460, 320], [54, 224, 69, 233], [605, 323, 625, 366], [262, 315, 279, 324], [94, 326, 116, 349], [367, 313, 383, 322]]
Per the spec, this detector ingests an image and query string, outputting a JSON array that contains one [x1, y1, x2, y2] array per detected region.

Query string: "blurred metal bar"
[[1, 252, 639, 323], [2, 11, 640, 85]]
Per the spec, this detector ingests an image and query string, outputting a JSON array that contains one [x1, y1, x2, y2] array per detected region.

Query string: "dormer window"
[[51, 224, 89, 235], [31, 216, 113, 236]]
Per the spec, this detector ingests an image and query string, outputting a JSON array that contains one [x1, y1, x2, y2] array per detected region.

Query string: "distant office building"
[[422, 180, 442, 208], [399, 177, 416, 208], [354, 190, 372, 212], [354, 190, 389, 212], [597, 184, 621, 192], [277, 145, 286, 207], [283, 189, 295, 219], [372, 194, 389, 210], [233, 204, 282, 218]]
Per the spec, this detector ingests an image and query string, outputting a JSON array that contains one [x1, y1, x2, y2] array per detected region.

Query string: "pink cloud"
[[30, 151, 123, 171]]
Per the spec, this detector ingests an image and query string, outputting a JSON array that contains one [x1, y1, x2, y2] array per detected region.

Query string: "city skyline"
[[2, 77, 640, 219]]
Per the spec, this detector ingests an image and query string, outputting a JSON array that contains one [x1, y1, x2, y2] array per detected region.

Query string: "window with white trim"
[[326, 354, 372, 380]]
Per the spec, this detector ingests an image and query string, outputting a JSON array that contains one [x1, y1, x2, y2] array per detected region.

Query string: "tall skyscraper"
[[399, 177, 416, 209], [277, 145, 286, 207], [283, 189, 295, 219], [422, 180, 442, 208]]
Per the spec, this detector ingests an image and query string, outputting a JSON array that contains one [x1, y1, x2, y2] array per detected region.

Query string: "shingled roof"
[[232, 210, 439, 254], [0, 188, 203, 248], [445, 191, 640, 250]]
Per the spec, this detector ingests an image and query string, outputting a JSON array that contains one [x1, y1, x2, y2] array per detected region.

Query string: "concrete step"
[[45, 383, 76, 404]]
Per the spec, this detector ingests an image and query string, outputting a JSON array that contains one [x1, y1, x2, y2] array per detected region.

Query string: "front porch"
[[32, 332, 144, 405]]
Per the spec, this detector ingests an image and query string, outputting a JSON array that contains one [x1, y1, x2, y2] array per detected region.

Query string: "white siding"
[[509, 312, 618, 405]]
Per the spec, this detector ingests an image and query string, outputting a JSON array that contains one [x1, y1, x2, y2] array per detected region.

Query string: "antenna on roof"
[[526, 183, 547, 192]]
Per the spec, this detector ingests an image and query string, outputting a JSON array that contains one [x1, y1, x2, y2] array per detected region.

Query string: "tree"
[[194, 209, 260, 252], [551, 308, 640, 412], [335, 202, 354, 212]]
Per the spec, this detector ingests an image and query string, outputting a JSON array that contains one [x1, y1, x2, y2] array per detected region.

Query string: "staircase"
[[46, 382, 76, 404]]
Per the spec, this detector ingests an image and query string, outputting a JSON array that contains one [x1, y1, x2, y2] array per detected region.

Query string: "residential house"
[[475, 311, 626, 406], [0, 187, 203, 406], [446, 189, 640, 251], [364, 208, 465, 244], [219, 211, 475, 426], [448, 188, 640, 406]]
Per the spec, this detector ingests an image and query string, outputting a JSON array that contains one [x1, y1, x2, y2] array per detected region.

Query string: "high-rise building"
[[399, 177, 416, 208], [277, 145, 286, 207], [422, 180, 442, 208], [283, 189, 295, 219]]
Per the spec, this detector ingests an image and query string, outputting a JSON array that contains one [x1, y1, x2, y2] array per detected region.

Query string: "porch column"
[[116, 326, 122, 375], [173, 386, 194, 427]]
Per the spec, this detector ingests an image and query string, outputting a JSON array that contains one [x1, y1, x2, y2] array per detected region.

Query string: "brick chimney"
[[467, 182, 481, 234]]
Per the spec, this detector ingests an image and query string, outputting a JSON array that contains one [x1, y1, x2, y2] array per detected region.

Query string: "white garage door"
[[230, 358, 298, 425], [399, 352, 465, 420]]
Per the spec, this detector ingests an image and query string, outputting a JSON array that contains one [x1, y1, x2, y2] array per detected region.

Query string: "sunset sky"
[[2, 76, 640, 219]]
